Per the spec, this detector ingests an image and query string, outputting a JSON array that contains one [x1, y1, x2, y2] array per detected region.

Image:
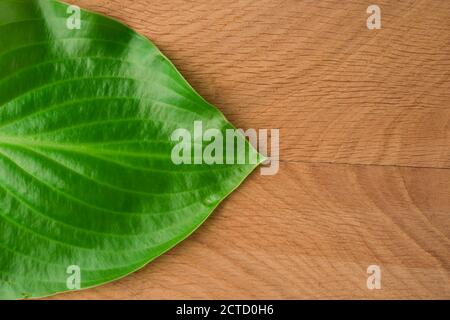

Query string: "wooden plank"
[[48, 0, 450, 299], [70, 0, 450, 168], [53, 163, 450, 299]]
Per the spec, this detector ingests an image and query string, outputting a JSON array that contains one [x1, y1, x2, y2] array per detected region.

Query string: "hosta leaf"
[[0, 0, 263, 299]]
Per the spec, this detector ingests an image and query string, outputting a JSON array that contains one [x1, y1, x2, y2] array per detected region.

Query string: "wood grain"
[[50, 0, 450, 299]]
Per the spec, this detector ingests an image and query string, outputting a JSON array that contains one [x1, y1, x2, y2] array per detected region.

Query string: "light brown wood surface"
[[51, 0, 450, 299]]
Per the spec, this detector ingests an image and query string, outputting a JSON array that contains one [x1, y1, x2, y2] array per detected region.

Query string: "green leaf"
[[0, 0, 263, 299]]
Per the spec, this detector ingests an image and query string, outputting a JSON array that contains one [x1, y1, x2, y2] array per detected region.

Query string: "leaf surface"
[[0, 0, 262, 299]]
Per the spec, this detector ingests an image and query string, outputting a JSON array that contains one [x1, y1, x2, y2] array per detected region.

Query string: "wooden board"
[[50, 0, 450, 299]]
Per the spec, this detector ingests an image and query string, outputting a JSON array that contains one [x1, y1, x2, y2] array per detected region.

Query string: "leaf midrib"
[[0, 135, 172, 159]]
